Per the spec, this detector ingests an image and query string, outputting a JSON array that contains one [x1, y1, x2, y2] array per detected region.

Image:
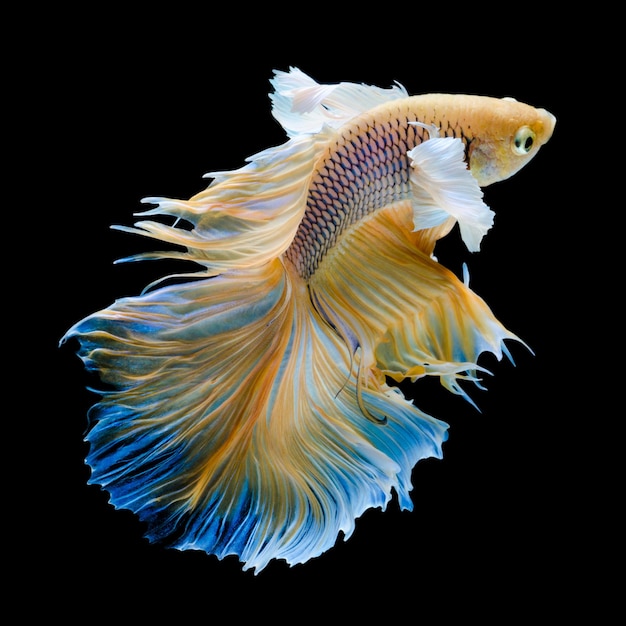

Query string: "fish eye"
[[512, 126, 536, 155]]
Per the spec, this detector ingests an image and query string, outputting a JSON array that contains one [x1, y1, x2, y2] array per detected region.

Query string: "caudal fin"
[[62, 258, 448, 572]]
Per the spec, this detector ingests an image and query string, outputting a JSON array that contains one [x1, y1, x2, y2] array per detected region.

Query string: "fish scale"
[[287, 112, 428, 279]]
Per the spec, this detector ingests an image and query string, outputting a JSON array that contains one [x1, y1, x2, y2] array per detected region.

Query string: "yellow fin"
[[62, 258, 448, 572], [309, 201, 521, 404], [116, 129, 333, 276]]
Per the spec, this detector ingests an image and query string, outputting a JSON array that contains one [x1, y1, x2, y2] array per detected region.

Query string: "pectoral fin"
[[408, 136, 494, 252]]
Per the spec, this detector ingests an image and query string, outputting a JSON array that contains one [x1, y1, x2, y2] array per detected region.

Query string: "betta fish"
[[61, 67, 555, 572]]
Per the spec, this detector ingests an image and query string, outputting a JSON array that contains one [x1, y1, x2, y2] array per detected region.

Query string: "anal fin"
[[309, 201, 521, 405]]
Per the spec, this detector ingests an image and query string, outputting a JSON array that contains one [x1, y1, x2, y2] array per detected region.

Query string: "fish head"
[[467, 97, 556, 186]]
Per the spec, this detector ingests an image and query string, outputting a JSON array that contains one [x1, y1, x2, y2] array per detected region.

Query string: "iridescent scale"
[[286, 113, 428, 280]]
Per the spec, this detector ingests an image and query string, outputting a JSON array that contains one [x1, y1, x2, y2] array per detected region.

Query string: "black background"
[[21, 10, 613, 621]]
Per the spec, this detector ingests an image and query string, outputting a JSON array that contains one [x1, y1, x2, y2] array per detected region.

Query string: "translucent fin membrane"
[[63, 259, 448, 572], [309, 202, 521, 406], [270, 66, 408, 137], [115, 129, 332, 276]]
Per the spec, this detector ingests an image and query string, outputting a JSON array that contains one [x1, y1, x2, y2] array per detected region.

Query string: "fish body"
[[286, 92, 554, 278], [62, 68, 555, 572]]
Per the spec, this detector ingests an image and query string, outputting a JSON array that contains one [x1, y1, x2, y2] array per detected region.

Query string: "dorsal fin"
[[270, 67, 408, 137]]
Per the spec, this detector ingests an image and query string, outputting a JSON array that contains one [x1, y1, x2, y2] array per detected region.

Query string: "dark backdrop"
[[26, 12, 606, 622]]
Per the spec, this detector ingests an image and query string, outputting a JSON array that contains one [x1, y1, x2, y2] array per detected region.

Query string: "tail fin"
[[62, 259, 448, 572]]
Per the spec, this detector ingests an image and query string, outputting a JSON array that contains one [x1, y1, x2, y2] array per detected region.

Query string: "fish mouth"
[[539, 108, 557, 141]]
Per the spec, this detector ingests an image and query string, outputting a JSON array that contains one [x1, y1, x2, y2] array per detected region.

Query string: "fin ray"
[[117, 130, 333, 275], [62, 258, 448, 572], [270, 67, 408, 137], [309, 202, 520, 403]]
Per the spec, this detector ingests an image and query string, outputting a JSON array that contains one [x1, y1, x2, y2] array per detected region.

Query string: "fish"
[[61, 67, 556, 573]]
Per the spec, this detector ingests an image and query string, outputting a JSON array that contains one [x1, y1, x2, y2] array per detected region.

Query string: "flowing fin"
[[115, 128, 333, 276], [270, 67, 408, 137], [309, 202, 521, 406], [408, 136, 494, 252], [61, 258, 448, 572]]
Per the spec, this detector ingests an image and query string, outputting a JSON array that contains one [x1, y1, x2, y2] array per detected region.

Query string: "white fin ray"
[[270, 67, 408, 137], [115, 130, 333, 276], [408, 137, 495, 252]]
